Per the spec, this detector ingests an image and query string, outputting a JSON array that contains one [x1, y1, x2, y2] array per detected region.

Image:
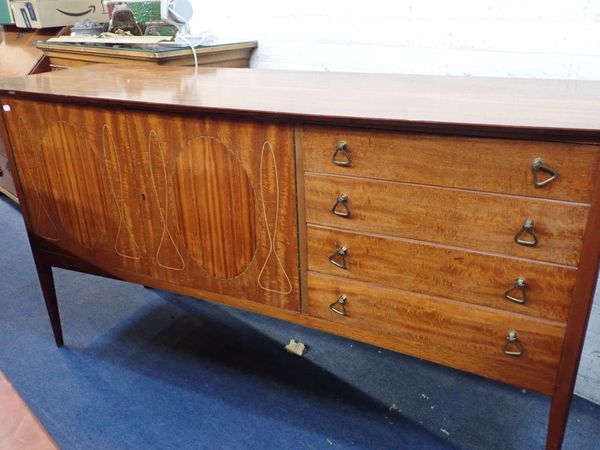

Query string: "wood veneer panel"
[[307, 225, 575, 322], [125, 110, 300, 311], [302, 125, 600, 203], [1, 99, 149, 276], [307, 273, 564, 395], [2, 65, 600, 139], [305, 173, 589, 266]]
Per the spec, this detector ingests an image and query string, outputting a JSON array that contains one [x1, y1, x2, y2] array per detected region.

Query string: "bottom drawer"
[[307, 273, 565, 394], [0, 154, 17, 200]]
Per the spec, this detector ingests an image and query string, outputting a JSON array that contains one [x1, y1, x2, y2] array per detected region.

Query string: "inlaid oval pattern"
[[39, 121, 110, 249], [172, 135, 258, 279]]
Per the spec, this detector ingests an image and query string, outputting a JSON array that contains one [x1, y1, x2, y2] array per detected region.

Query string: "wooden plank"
[[2, 65, 600, 140], [0, 372, 59, 450]]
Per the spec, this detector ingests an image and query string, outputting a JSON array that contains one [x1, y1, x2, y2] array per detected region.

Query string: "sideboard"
[[1, 65, 599, 450]]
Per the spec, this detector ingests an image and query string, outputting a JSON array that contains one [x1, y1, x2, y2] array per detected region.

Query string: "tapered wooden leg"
[[546, 390, 573, 450], [33, 258, 64, 348]]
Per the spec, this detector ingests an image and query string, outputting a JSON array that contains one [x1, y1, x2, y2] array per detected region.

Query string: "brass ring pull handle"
[[329, 294, 348, 316], [328, 246, 348, 269], [504, 277, 527, 304], [332, 141, 351, 166], [332, 194, 351, 217], [532, 157, 558, 187], [514, 218, 538, 247], [502, 330, 525, 357]]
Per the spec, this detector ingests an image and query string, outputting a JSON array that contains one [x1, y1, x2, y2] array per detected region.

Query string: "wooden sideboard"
[[1, 65, 599, 450]]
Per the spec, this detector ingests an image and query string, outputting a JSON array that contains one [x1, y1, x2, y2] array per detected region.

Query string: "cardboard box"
[[11, 0, 108, 28], [0, 0, 15, 24]]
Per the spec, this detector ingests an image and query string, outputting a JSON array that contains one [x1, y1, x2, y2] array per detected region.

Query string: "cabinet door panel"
[[2, 100, 147, 275], [126, 111, 299, 311]]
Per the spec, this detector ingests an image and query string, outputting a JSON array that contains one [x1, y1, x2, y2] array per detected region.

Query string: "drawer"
[[307, 273, 565, 394], [301, 125, 599, 203], [304, 173, 589, 266], [0, 154, 16, 198], [308, 225, 575, 322]]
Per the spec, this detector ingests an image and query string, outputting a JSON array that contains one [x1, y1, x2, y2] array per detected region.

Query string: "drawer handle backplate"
[[504, 277, 527, 304], [514, 218, 538, 247], [532, 157, 558, 187], [329, 294, 348, 316], [332, 141, 351, 166], [502, 330, 524, 357], [328, 246, 348, 269], [332, 194, 351, 217]]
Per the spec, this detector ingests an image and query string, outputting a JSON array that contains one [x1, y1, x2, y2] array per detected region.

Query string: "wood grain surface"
[[115, 110, 300, 310], [307, 225, 575, 322], [0, 372, 59, 450], [305, 173, 589, 266], [307, 273, 565, 395], [301, 125, 600, 203], [2, 99, 300, 311], [2, 65, 600, 140]]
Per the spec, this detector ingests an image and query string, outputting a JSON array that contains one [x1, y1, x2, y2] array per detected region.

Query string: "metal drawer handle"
[[329, 294, 347, 316], [504, 277, 527, 304], [328, 246, 348, 269], [502, 330, 525, 357], [514, 218, 538, 247], [532, 157, 558, 187], [332, 141, 351, 166], [332, 194, 351, 217]]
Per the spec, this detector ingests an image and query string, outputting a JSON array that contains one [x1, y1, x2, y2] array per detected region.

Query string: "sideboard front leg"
[[546, 391, 572, 450], [33, 256, 64, 348]]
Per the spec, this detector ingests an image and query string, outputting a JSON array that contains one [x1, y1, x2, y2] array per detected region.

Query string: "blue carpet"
[[0, 194, 599, 450]]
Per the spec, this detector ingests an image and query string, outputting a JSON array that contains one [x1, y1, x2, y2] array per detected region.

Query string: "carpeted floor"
[[1, 195, 599, 450]]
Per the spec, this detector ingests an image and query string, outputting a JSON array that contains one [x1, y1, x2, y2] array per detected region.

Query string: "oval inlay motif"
[[173, 136, 257, 279], [40, 122, 110, 248]]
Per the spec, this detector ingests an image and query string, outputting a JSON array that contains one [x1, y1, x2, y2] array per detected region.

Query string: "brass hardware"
[[532, 157, 558, 187], [332, 141, 351, 166], [502, 330, 524, 356], [514, 218, 538, 247], [332, 194, 351, 217], [329, 294, 348, 316], [328, 246, 348, 269], [504, 277, 527, 304]]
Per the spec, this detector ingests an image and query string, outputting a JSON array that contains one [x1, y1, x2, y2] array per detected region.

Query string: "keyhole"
[[141, 193, 146, 201]]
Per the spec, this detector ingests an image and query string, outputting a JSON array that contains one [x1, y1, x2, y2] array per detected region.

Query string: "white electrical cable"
[[175, 33, 198, 74]]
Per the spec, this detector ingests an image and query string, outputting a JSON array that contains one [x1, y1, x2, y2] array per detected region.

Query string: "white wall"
[[190, 0, 600, 404]]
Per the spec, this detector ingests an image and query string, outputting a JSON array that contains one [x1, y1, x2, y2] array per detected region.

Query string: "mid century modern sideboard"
[[0, 65, 599, 449]]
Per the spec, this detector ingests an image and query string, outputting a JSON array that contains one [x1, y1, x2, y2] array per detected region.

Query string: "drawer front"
[[308, 225, 575, 322], [305, 173, 588, 266], [301, 125, 599, 203], [307, 273, 565, 394], [0, 154, 16, 198]]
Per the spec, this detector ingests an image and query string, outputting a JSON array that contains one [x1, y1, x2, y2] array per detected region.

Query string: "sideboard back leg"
[[33, 256, 64, 348]]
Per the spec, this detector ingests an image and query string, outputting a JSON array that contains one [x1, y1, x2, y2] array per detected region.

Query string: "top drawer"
[[301, 126, 600, 203]]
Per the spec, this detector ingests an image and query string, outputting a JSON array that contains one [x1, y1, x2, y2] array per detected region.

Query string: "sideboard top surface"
[[1, 64, 600, 139]]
